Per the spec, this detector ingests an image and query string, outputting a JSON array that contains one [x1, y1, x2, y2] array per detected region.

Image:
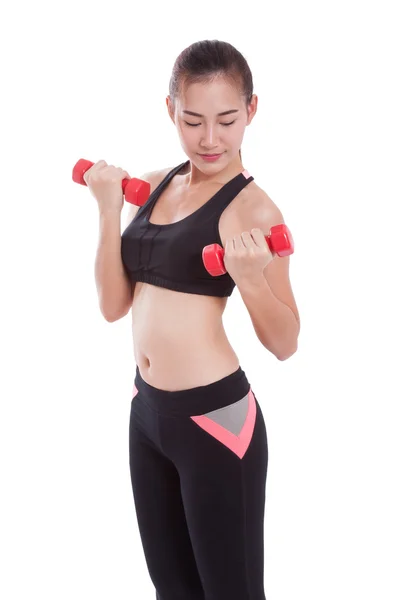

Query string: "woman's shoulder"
[[144, 160, 189, 184], [141, 165, 176, 186], [123, 165, 179, 228]]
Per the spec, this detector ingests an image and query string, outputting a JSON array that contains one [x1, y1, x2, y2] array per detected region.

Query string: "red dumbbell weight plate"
[[124, 178, 150, 206], [72, 159, 94, 185], [270, 224, 294, 256], [202, 244, 226, 276]]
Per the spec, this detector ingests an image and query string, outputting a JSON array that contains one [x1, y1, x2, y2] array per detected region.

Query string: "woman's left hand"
[[223, 228, 275, 285]]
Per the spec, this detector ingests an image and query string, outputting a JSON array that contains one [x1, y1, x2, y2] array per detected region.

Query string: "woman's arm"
[[95, 209, 133, 322], [96, 167, 174, 322]]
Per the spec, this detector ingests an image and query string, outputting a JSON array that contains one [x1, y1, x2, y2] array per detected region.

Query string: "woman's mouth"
[[199, 153, 223, 162]]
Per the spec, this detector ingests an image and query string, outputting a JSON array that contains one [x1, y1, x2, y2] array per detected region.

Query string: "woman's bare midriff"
[[131, 283, 240, 391], [129, 161, 259, 392]]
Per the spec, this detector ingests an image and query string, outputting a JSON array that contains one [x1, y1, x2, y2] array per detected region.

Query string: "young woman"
[[85, 40, 300, 600]]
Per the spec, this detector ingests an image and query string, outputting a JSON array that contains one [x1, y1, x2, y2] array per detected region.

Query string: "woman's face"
[[167, 78, 257, 169]]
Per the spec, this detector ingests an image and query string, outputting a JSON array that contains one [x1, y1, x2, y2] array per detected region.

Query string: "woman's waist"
[[132, 308, 228, 344], [133, 325, 235, 358], [135, 346, 240, 391]]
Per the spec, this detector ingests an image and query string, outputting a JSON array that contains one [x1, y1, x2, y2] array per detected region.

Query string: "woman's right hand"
[[83, 160, 131, 213]]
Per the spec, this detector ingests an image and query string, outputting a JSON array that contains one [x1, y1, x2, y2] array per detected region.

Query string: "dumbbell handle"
[[72, 158, 150, 206]]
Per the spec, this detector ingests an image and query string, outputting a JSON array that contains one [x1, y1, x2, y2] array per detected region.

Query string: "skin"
[[130, 76, 261, 391], [166, 77, 257, 187]]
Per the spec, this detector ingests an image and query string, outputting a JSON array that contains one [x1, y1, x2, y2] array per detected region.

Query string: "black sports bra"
[[121, 159, 254, 297]]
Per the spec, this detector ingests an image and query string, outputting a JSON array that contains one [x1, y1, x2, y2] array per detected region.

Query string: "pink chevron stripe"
[[241, 169, 251, 179], [190, 389, 257, 459]]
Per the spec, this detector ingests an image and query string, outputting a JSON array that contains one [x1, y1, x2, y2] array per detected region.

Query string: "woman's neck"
[[183, 153, 244, 188]]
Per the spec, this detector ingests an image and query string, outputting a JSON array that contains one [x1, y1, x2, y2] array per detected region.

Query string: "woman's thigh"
[[159, 388, 268, 600], [129, 402, 204, 599]]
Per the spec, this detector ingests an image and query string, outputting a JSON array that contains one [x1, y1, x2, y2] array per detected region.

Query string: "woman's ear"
[[247, 94, 258, 125], [166, 96, 175, 124]]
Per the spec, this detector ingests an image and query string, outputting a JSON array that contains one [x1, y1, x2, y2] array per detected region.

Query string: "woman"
[[85, 40, 300, 600]]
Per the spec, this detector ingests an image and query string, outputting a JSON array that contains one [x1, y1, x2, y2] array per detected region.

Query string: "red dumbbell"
[[72, 159, 151, 206], [202, 224, 294, 277]]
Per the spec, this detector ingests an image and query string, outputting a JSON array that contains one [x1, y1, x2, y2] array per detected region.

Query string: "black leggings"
[[129, 365, 268, 600]]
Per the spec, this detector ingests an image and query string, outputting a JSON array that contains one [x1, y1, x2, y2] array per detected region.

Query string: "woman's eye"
[[184, 121, 235, 127]]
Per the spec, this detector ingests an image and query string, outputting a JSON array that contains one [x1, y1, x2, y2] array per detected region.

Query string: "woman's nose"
[[202, 126, 219, 147]]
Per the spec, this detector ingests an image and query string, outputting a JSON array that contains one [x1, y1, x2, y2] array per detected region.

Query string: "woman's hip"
[[131, 364, 268, 469]]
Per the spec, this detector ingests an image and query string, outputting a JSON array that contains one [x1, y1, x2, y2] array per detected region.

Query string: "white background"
[[1, 1, 399, 598]]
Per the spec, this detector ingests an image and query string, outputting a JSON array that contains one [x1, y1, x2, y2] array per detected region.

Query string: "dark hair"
[[169, 40, 254, 161]]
